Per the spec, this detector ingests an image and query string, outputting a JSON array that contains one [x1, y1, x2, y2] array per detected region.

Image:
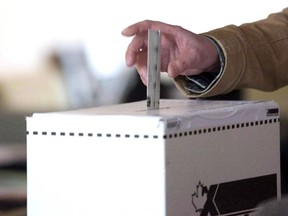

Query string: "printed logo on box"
[[267, 108, 279, 117], [191, 174, 277, 216]]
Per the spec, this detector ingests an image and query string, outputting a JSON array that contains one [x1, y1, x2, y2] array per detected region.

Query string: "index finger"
[[122, 20, 177, 37]]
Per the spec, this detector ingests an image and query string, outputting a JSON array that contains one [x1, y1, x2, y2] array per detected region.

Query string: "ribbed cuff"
[[184, 36, 225, 93]]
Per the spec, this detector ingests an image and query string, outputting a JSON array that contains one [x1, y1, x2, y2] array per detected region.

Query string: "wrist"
[[204, 36, 225, 73]]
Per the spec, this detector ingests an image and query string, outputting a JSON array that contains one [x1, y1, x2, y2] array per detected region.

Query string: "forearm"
[[208, 7, 288, 90], [175, 8, 288, 98]]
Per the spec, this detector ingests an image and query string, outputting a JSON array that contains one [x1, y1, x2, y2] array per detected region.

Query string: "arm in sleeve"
[[174, 7, 288, 98]]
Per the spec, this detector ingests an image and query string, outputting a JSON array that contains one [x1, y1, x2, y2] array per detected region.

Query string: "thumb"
[[168, 58, 202, 78], [167, 58, 189, 78]]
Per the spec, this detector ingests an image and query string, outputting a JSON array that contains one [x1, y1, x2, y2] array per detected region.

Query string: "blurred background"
[[0, 0, 287, 215]]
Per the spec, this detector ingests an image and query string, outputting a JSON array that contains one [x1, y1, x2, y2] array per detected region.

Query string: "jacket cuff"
[[184, 36, 225, 94]]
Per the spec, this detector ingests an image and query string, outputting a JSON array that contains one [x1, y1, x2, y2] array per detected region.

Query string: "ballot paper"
[[27, 99, 281, 216], [147, 29, 161, 110]]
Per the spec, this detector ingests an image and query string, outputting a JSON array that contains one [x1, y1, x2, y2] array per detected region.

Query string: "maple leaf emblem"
[[191, 181, 209, 213]]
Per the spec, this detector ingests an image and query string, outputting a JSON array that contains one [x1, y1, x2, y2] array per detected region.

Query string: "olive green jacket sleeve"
[[174, 7, 288, 98]]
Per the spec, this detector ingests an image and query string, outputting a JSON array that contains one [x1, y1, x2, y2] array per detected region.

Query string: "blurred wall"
[[0, 0, 287, 113]]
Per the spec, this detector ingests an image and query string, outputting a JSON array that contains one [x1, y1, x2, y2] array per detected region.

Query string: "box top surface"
[[29, 99, 278, 119], [27, 99, 279, 133]]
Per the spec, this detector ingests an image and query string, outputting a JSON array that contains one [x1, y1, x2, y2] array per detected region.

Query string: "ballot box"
[[26, 99, 281, 216]]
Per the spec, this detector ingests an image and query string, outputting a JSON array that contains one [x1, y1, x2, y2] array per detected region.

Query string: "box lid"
[[27, 99, 279, 135]]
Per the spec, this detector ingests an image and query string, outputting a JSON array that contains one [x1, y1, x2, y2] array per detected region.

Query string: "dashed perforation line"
[[27, 118, 279, 140]]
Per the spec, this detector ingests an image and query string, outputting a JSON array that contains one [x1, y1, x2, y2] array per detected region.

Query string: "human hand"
[[122, 20, 220, 85]]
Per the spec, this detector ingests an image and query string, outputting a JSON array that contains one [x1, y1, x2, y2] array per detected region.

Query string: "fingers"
[[168, 58, 202, 78], [136, 50, 148, 85], [168, 58, 189, 78], [122, 20, 160, 36], [123, 20, 193, 84], [122, 20, 152, 36], [125, 34, 146, 67], [122, 20, 177, 37], [123, 20, 178, 68], [123, 20, 157, 67]]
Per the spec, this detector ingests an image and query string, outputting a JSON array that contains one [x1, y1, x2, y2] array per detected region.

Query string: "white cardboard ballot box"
[[27, 99, 281, 216]]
